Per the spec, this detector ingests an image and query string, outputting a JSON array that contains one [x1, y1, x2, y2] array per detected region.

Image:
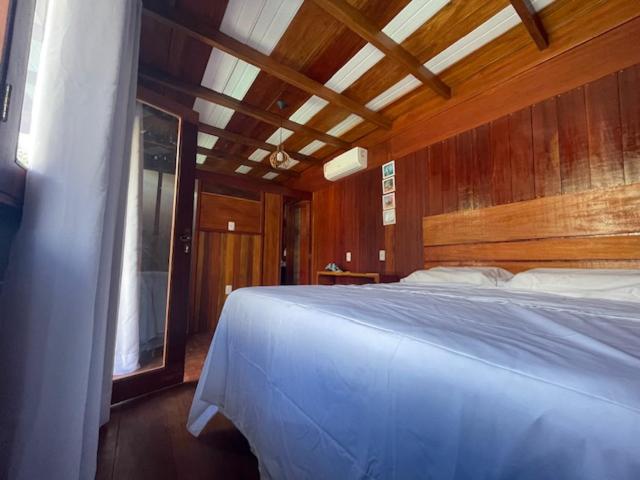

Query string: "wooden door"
[[111, 100, 196, 403]]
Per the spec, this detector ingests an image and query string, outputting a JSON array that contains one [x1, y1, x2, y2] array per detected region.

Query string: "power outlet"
[[225, 285, 233, 295], [379, 250, 386, 261], [346, 251, 352, 262], [228, 221, 235, 231]]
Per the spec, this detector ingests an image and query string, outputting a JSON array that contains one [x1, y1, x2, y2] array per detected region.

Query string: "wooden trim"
[[196, 146, 299, 178], [424, 260, 640, 274], [142, 5, 391, 129], [423, 183, 640, 246], [199, 122, 321, 165], [310, 0, 450, 99], [421, 183, 640, 272], [425, 236, 640, 262], [510, 0, 549, 50], [140, 66, 350, 148]]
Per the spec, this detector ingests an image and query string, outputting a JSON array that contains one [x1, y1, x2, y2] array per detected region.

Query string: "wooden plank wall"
[[312, 65, 640, 278], [191, 191, 283, 333]]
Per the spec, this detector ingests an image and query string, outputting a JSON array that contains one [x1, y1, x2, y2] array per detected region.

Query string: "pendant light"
[[269, 99, 293, 170]]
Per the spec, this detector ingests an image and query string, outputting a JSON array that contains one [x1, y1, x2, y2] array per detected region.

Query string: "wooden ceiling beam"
[[310, 0, 451, 99], [196, 169, 312, 201], [510, 0, 549, 50], [199, 122, 321, 165], [142, 5, 392, 129], [197, 146, 300, 178], [139, 67, 351, 149]]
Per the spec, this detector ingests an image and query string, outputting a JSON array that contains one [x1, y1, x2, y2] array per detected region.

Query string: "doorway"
[[111, 99, 196, 403]]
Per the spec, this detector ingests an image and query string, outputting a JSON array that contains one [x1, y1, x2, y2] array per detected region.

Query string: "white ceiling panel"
[[289, 95, 330, 124], [197, 132, 218, 149], [266, 127, 294, 146], [325, 44, 385, 94], [222, 0, 303, 55], [196, 153, 207, 165], [263, 172, 279, 180], [327, 114, 363, 137], [367, 74, 420, 111], [195, 0, 303, 129], [298, 140, 326, 156], [235, 165, 253, 174], [249, 148, 270, 162], [383, 0, 450, 43], [425, 6, 520, 74]]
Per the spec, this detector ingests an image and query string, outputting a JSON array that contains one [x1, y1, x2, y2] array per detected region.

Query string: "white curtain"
[[0, 1, 141, 479], [113, 104, 143, 376]]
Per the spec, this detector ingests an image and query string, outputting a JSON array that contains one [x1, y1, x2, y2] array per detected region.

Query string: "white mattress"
[[188, 283, 640, 479]]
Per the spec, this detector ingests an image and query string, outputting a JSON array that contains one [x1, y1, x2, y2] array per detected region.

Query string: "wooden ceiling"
[[139, 0, 640, 189]]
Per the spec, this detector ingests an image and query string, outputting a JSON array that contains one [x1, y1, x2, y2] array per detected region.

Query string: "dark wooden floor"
[[97, 334, 260, 480]]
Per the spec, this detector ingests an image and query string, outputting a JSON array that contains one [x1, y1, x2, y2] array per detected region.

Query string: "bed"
[[188, 184, 640, 479], [187, 282, 640, 479]]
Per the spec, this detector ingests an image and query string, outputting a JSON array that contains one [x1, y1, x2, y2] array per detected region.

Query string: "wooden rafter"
[[510, 0, 549, 50], [310, 0, 451, 99], [197, 146, 300, 179], [199, 122, 321, 165], [139, 66, 351, 149], [142, 5, 392, 129], [196, 169, 311, 199]]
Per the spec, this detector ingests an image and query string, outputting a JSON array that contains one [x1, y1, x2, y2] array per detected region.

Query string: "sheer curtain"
[[113, 104, 143, 376], [0, 0, 141, 478]]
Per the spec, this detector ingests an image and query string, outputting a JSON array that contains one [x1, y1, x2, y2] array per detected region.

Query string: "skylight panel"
[[383, 0, 450, 44], [263, 172, 279, 180], [196, 154, 207, 165], [298, 140, 326, 156], [249, 149, 270, 162], [235, 165, 253, 174]]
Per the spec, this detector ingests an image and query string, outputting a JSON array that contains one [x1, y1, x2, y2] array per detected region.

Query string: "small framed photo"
[[382, 192, 395, 210], [382, 176, 395, 194], [382, 160, 395, 179], [383, 208, 396, 226]]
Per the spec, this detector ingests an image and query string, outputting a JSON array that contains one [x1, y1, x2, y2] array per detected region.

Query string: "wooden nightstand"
[[316, 271, 400, 285]]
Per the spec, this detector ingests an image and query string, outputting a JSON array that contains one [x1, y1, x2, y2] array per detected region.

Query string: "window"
[[15, 0, 47, 168]]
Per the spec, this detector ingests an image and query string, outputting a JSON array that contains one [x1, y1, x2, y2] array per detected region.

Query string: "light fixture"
[[269, 99, 294, 170]]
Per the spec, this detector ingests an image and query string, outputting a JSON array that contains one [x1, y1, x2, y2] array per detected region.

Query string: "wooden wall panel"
[[199, 193, 262, 233], [509, 108, 535, 202], [312, 65, 640, 278], [489, 116, 512, 205], [619, 65, 640, 184], [191, 232, 261, 333], [424, 183, 640, 246], [441, 137, 458, 213], [262, 192, 283, 286], [532, 97, 561, 197], [557, 87, 591, 193], [585, 73, 625, 188]]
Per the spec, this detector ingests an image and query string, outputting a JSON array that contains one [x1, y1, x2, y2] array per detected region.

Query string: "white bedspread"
[[187, 283, 640, 479]]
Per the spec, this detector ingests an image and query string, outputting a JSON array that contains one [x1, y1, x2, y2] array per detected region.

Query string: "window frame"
[[0, 0, 36, 208]]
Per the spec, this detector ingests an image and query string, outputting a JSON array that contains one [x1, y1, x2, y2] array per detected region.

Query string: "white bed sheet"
[[188, 283, 640, 479]]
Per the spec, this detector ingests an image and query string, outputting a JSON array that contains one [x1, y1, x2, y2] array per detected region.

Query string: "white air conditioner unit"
[[323, 147, 368, 181]]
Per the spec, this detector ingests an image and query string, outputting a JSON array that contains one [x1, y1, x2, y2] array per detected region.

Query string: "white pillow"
[[505, 268, 640, 303], [401, 267, 513, 287]]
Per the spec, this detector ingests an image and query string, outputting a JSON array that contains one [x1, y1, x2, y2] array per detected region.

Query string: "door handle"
[[179, 230, 192, 254]]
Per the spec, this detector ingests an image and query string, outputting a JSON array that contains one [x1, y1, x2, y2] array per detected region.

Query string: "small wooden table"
[[316, 271, 399, 285]]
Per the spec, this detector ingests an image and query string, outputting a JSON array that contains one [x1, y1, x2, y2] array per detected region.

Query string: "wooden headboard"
[[423, 183, 640, 273]]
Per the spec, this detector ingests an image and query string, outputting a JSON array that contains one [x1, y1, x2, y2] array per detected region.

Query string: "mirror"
[[112, 102, 180, 378]]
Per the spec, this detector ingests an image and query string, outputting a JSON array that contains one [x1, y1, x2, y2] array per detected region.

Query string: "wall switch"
[[225, 285, 233, 295], [346, 251, 352, 262], [228, 221, 235, 231], [379, 250, 386, 261]]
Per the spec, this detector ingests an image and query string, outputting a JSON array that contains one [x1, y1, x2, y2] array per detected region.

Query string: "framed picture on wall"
[[382, 192, 395, 210], [382, 176, 395, 194], [383, 208, 396, 226], [382, 160, 395, 178]]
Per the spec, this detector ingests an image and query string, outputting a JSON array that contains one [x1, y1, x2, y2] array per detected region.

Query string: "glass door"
[[111, 100, 196, 403]]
